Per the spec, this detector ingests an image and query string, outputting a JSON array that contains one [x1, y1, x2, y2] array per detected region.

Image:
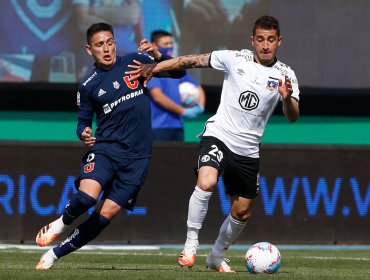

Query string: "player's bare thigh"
[[197, 166, 219, 192], [79, 179, 123, 220], [79, 179, 102, 200]]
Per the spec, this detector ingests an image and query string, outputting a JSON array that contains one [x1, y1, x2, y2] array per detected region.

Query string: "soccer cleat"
[[36, 216, 66, 247], [35, 249, 57, 270], [178, 241, 198, 268], [205, 252, 236, 273]]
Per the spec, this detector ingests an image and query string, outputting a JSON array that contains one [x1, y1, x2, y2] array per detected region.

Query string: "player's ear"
[[277, 36, 282, 47], [85, 44, 92, 56], [250, 35, 254, 47]]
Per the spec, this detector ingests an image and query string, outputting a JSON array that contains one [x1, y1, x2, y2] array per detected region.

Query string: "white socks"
[[211, 214, 247, 259], [184, 186, 247, 259], [50, 216, 68, 235], [185, 186, 212, 244]]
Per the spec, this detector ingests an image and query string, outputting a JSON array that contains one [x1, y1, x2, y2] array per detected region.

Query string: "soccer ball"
[[178, 81, 200, 107], [245, 242, 281, 274]]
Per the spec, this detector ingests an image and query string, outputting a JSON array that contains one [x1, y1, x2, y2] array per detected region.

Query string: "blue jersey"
[[77, 53, 155, 159], [148, 72, 199, 130]]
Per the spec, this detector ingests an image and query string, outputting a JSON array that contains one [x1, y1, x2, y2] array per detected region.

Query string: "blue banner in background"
[[1, 173, 369, 218], [1, 142, 370, 244]]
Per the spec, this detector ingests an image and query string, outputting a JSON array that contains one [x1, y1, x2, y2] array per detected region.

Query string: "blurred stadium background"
[[1, 0, 370, 247]]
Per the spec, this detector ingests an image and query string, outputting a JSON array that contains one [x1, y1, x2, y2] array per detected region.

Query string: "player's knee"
[[197, 174, 218, 192], [197, 179, 217, 192], [231, 208, 252, 222], [98, 199, 123, 221]]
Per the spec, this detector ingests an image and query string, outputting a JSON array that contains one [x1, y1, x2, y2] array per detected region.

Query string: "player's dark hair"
[[150, 30, 172, 43], [253, 15, 280, 37], [86, 22, 114, 44]]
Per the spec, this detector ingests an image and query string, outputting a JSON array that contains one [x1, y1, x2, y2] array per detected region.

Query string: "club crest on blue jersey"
[[266, 80, 278, 92], [113, 81, 120, 89]]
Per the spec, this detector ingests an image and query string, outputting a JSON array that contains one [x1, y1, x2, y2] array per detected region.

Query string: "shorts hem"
[[105, 196, 134, 211]]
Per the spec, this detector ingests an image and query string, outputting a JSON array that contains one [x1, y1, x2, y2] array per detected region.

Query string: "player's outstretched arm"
[[126, 53, 211, 86]]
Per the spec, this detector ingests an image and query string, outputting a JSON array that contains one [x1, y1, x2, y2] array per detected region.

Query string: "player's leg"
[[206, 196, 255, 272], [179, 137, 223, 268], [36, 151, 105, 247], [36, 198, 121, 270], [36, 156, 151, 269], [36, 179, 100, 247], [206, 154, 259, 272], [179, 166, 217, 268]]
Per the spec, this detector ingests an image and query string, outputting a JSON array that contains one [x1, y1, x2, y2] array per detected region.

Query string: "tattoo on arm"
[[178, 53, 211, 69]]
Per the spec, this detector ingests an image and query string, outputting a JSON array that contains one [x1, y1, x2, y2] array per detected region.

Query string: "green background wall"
[[1, 111, 370, 145]]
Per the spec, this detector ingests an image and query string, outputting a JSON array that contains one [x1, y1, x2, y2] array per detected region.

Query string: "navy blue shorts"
[[196, 136, 260, 199], [75, 151, 150, 211]]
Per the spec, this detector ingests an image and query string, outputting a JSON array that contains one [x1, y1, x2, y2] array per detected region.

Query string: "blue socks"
[[53, 212, 110, 258], [62, 190, 97, 225]]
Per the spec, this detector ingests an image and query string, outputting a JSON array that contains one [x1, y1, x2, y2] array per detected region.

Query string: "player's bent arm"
[[155, 53, 211, 73], [76, 110, 94, 140], [149, 88, 185, 115], [126, 54, 210, 84], [154, 54, 188, 78], [282, 97, 299, 122]]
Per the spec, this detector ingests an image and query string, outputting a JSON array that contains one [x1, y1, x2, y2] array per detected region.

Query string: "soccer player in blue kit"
[[35, 22, 185, 270]]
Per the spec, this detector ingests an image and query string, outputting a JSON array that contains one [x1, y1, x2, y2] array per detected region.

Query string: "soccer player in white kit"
[[127, 15, 300, 273]]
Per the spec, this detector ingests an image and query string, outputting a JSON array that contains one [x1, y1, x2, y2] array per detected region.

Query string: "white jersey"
[[202, 49, 300, 158]]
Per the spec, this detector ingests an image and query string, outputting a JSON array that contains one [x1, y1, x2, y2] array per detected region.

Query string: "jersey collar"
[[253, 56, 277, 67]]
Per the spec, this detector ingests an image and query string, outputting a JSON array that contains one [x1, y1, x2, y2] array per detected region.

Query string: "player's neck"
[[253, 56, 277, 67]]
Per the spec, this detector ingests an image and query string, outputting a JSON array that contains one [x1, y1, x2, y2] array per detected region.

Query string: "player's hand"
[[138, 39, 161, 60], [278, 75, 293, 100], [182, 104, 204, 119], [81, 127, 96, 147], [126, 60, 157, 87]]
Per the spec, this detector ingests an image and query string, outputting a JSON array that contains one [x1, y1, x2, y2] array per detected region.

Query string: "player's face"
[[156, 36, 173, 48], [86, 31, 116, 70], [251, 28, 281, 66]]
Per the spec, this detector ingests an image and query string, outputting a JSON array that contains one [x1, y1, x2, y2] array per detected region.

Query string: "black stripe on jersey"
[[208, 52, 213, 68]]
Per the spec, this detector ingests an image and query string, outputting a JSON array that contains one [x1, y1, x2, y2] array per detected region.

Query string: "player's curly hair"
[[253, 15, 280, 37], [86, 22, 114, 45]]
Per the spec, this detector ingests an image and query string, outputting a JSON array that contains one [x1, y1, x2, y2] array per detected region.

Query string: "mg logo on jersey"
[[239, 91, 259, 110]]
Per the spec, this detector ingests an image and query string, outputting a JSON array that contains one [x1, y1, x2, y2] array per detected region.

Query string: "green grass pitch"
[[1, 248, 370, 279]]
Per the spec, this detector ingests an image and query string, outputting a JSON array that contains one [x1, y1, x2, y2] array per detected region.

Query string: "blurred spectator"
[[148, 30, 206, 141]]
